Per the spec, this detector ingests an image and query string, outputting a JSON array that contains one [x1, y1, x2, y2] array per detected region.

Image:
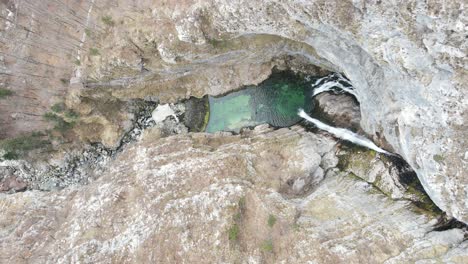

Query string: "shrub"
[[60, 78, 69, 85], [3, 151, 19, 160], [84, 28, 92, 37], [51, 103, 65, 113], [43, 112, 59, 121], [43, 112, 75, 132], [207, 38, 227, 48], [228, 224, 239, 241], [261, 240, 273, 252], [433, 154, 444, 163], [0, 134, 50, 159], [267, 214, 277, 227], [64, 110, 79, 120], [238, 196, 246, 209], [89, 48, 100, 56], [0, 88, 13, 98], [102, 16, 115, 26]]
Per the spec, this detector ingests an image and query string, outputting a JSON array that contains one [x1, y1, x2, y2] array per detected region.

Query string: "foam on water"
[[311, 73, 357, 97]]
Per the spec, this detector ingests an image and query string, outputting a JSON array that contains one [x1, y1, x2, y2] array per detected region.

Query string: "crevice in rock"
[[432, 214, 468, 238]]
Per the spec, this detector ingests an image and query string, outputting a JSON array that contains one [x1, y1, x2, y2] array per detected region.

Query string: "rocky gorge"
[[0, 0, 467, 263]]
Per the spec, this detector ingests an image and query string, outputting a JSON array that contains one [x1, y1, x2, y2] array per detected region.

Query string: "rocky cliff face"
[[2, 0, 465, 223], [0, 0, 467, 262], [1, 126, 466, 263]]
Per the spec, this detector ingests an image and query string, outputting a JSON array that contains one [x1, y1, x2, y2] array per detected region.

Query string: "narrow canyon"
[[0, 0, 466, 263]]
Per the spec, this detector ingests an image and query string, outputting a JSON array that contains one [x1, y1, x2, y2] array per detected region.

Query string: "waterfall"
[[311, 73, 357, 97], [298, 109, 392, 155]]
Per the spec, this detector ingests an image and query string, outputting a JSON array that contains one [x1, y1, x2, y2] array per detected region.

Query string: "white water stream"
[[298, 110, 392, 155], [299, 73, 393, 154], [311, 73, 357, 97]]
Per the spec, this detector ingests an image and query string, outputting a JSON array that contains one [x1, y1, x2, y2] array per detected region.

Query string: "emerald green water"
[[205, 71, 314, 133]]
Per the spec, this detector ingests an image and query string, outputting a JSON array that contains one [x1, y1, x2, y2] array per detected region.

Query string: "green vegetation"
[[84, 28, 92, 37], [433, 154, 444, 163], [238, 196, 246, 209], [73, 59, 81, 66], [89, 48, 100, 56], [3, 151, 19, 160], [207, 38, 228, 49], [228, 224, 239, 241], [0, 88, 13, 99], [102, 15, 115, 26], [0, 132, 50, 160], [261, 240, 273, 252], [229, 197, 247, 243], [44, 103, 79, 133], [267, 214, 277, 227], [292, 223, 301, 231], [51, 102, 65, 113], [44, 112, 74, 132], [60, 78, 69, 85], [64, 109, 79, 119]]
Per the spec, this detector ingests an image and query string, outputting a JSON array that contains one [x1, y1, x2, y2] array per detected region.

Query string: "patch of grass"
[[89, 48, 100, 56], [261, 240, 273, 252], [267, 214, 277, 227], [101, 15, 115, 26], [228, 224, 239, 241], [0, 88, 13, 98], [73, 59, 81, 66], [0, 133, 50, 159]]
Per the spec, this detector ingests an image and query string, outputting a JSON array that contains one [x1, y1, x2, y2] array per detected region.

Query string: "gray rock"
[[314, 93, 361, 131]]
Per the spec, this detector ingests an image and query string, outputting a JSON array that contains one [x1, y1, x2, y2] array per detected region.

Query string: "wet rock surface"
[[313, 93, 361, 131]]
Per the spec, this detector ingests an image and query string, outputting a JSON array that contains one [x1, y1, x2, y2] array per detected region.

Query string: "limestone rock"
[[67, 0, 464, 223], [0, 127, 465, 263], [0, 175, 27, 193], [314, 93, 361, 131]]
